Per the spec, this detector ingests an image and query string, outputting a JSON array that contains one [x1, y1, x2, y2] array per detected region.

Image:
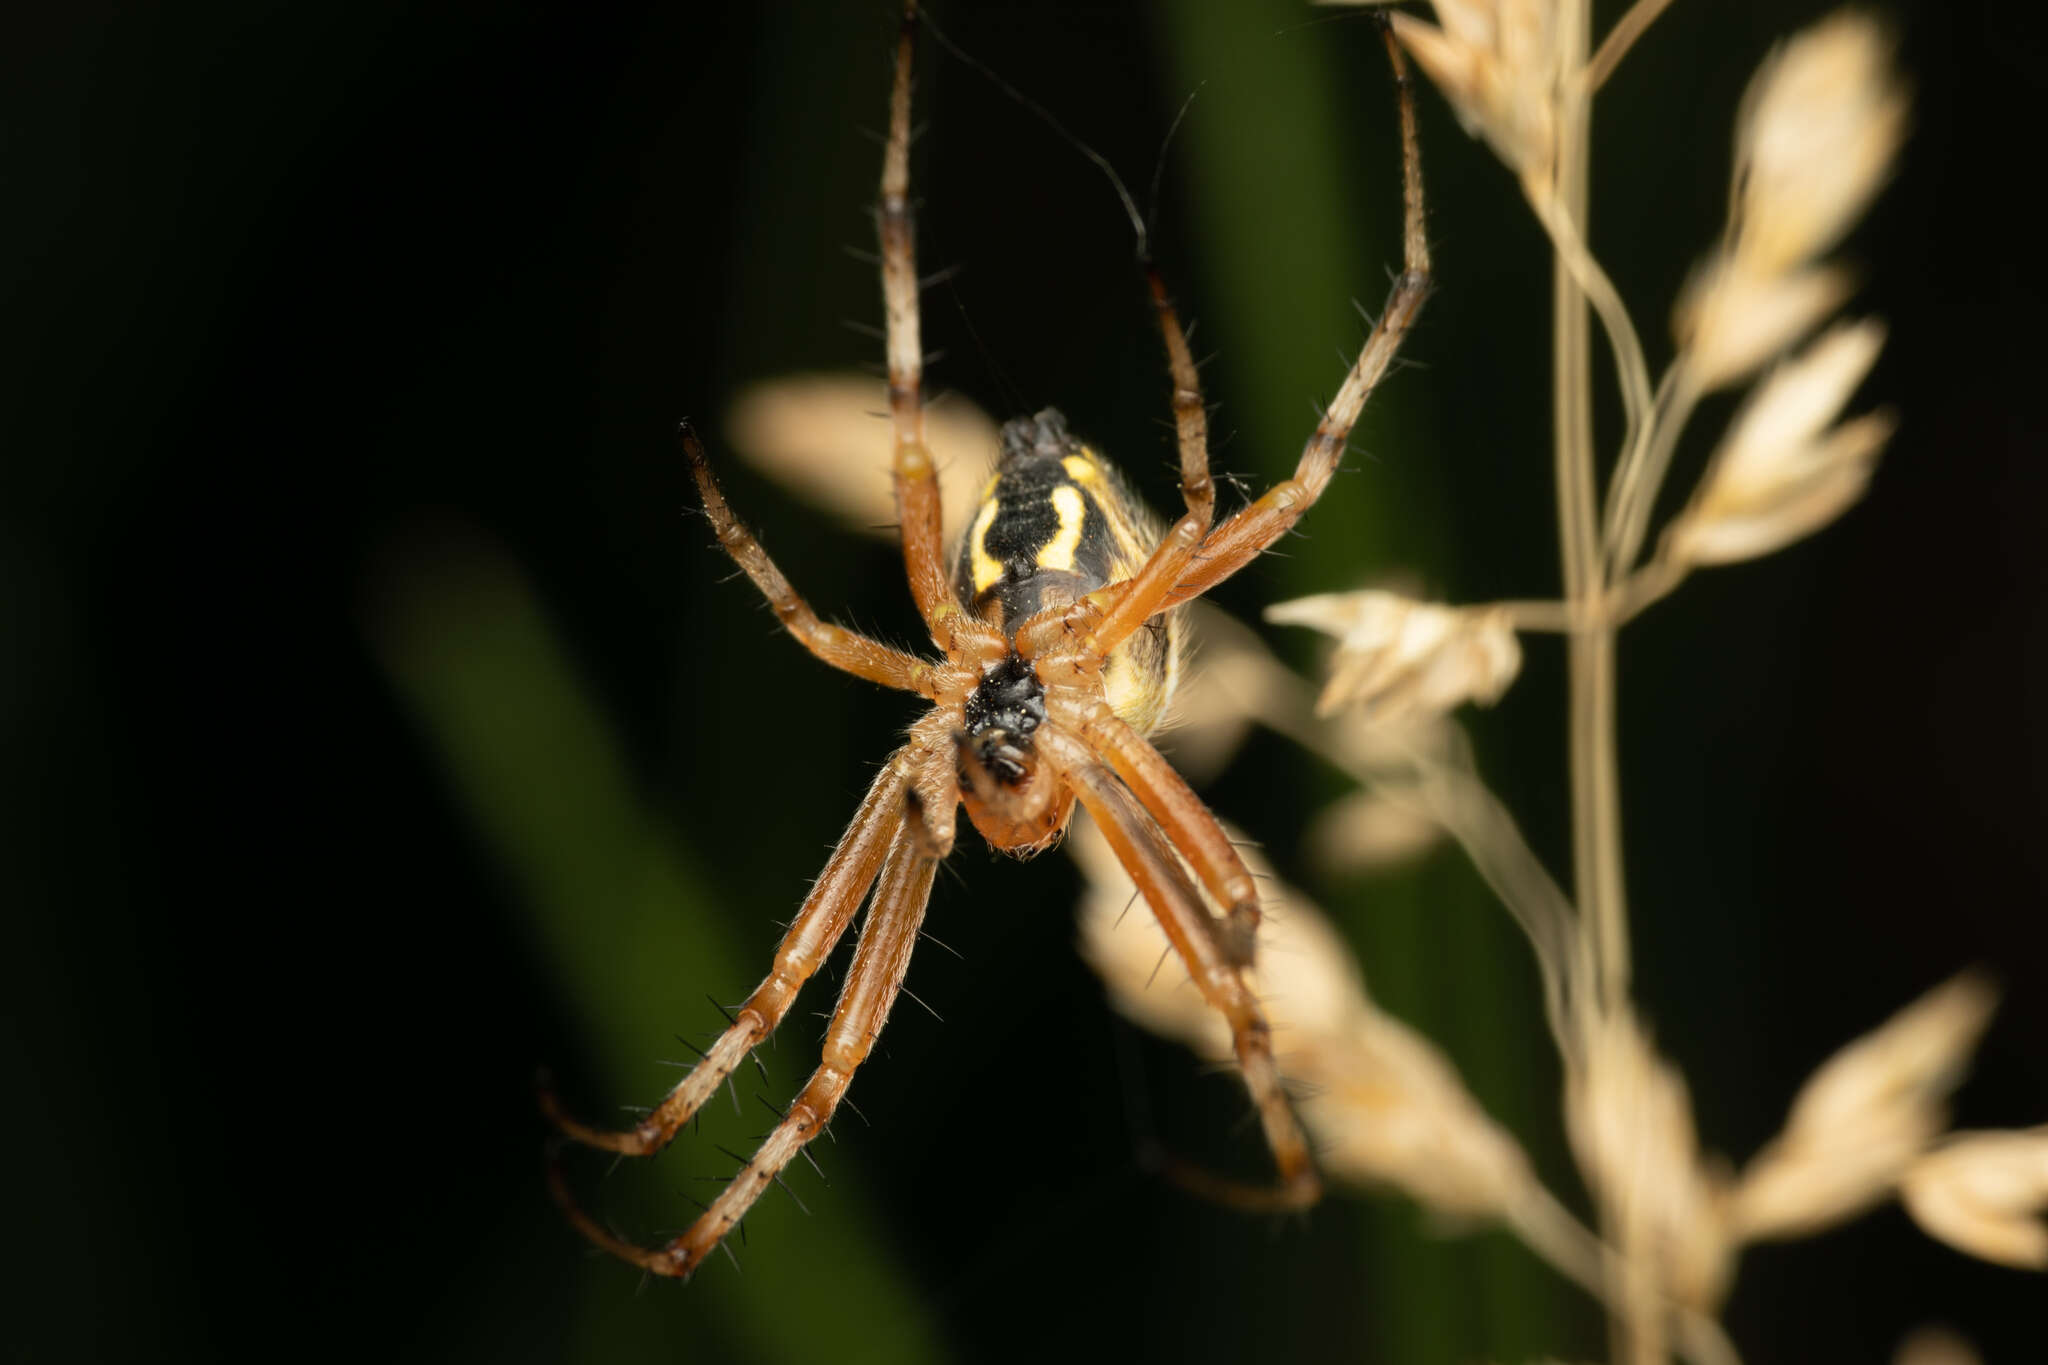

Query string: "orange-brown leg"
[[1027, 274, 1218, 670], [541, 746, 914, 1157], [1009, 262, 1220, 665], [904, 708, 962, 858], [1075, 265, 1224, 644], [1147, 265, 1219, 532], [878, 1, 980, 648], [1053, 695, 1263, 964], [1160, 23, 1431, 613], [552, 819, 942, 1278], [1026, 31, 1429, 666], [1038, 722, 1320, 1211], [684, 424, 938, 695]]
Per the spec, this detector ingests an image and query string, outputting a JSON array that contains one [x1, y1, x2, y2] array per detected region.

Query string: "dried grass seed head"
[[1565, 1009, 1734, 1309], [1156, 602, 1445, 873], [1734, 10, 1906, 279], [1303, 1003, 1539, 1220], [1675, 260, 1855, 394], [726, 372, 989, 539], [1305, 788, 1443, 876], [1667, 319, 1894, 566], [1675, 10, 1906, 391], [1899, 1127, 2048, 1271], [1733, 973, 1998, 1243], [1265, 589, 1523, 724]]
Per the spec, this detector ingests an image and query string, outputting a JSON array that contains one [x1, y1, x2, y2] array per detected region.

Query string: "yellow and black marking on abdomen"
[[951, 408, 1184, 736]]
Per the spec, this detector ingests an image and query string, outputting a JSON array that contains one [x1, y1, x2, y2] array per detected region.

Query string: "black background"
[[9, 1, 2045, 1361]]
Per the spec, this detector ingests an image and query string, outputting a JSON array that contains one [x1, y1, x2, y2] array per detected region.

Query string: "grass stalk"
[[1547, 1, 1659, 1360]]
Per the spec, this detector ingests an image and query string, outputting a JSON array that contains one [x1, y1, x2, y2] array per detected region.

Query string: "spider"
[[542, 1, 1431, 1279]]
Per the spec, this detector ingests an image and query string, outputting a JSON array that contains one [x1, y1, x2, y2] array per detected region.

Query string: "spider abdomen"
[[954, 410, 1122, 627], [952, 408, 1184, 736]]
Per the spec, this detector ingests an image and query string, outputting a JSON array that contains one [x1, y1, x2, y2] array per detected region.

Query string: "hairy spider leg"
[[564, 818, 943, 1279], [1161, 22, 1432, 611], [998, 252, 1247, 931], [880, 0, 982, 649], [1016, 27, 1429, 669], [1054, 693, 1264, 964], [683, 424, 938, 696], [541, 747, 916, 1157], [994, 16, 1429, 1218], [1066, 266, 1223, 657], [1038, 722, 1320, 1211]]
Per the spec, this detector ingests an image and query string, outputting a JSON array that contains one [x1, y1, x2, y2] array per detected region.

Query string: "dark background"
[[9, 1, 2043, 1362]]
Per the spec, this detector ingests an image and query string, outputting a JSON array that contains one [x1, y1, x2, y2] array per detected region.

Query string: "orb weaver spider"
[[542, 1, 1431, 1280]]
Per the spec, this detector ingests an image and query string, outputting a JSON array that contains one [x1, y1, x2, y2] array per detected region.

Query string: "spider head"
[[956, 653, 1072, 854]]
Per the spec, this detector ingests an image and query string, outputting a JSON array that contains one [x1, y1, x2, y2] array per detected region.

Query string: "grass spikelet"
[[725, 373, 988, 538], [1674, 261, 1853, 393], [1667, 321, 1893, 565], [1900, 1128, 2048, 1270], [1673, 12, 1906, 391], [1733, 12, 1908, 279], [1264, 589, 1523, 723], [1732, 973, 1996, 1241], [1565, 1009, 1733, 1311]]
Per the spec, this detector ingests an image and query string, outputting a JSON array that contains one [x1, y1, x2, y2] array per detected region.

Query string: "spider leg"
[[1038, 722, 1320, 1212], [1065, 266, 1224, 656], [1009, 255, 1224, 670], [1160, 24, 1431, 611], [905, 709, 962, 858], [1147, 266, 1219, 531], [541, 747, 915, 1157], [1007, 264, 1221, 665], [1025, 30, 1429, 667], [684, 424, 938, 696], [555, 820, 942, 1278], [879, 2, 986, 650], [1052, 697, 1263, 965]]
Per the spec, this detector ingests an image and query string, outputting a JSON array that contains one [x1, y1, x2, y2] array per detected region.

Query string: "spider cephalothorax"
[[955, 649, 1068, 852], [960, 654, 1046, 786], [543, 1, 1431, 1280]]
